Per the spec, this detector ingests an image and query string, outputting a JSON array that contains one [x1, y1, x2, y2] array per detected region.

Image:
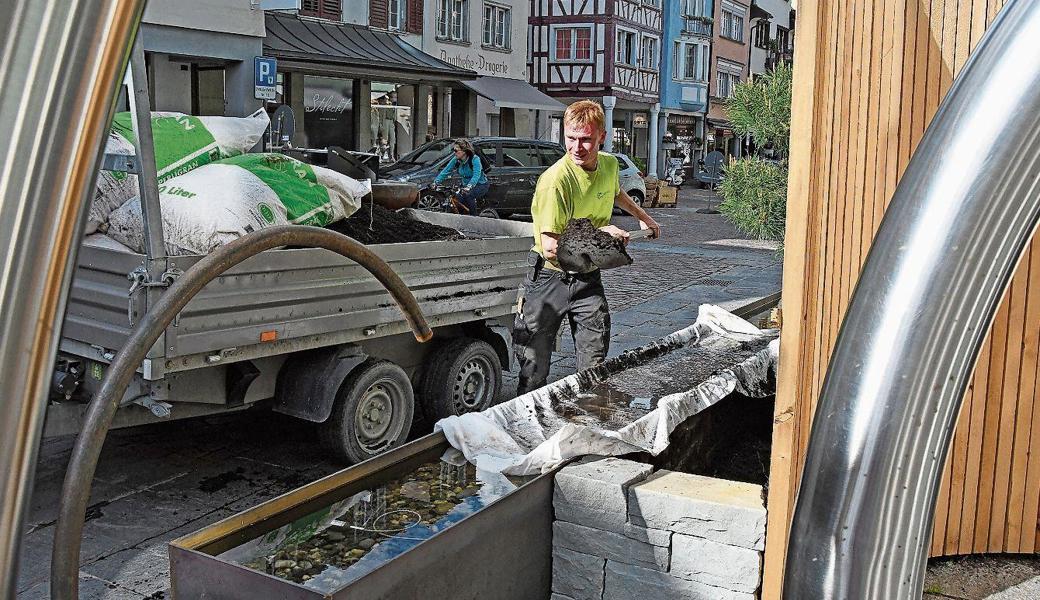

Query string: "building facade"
[[658, 0, 713, 175], [143, 0, 266, 117], [748, 0, 793, 77], [706, 0, 750, 157], [529, 0, 664, 163], [423, 0, 563, 140], [259, 1, 478, 161]]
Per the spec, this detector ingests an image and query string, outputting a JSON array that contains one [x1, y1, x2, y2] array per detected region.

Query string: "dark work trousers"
[[513, 251, 610, 395]]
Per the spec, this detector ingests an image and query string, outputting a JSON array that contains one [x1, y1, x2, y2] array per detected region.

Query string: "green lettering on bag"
[[219, 154, 335, 226]]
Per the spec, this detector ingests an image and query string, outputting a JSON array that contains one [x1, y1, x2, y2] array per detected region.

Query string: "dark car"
[[381, 137, 566, 218]]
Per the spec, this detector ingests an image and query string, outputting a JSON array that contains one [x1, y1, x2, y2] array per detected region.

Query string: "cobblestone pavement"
[[17, 187, 782, 599]]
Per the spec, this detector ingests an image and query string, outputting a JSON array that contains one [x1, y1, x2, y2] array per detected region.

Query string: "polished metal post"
[[0, 1, 144, 597], [784, 0, 1040, 598]]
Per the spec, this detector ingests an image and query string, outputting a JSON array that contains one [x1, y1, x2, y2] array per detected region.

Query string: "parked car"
[[382, 137, 565, 218], [613, 153, 647, 206]]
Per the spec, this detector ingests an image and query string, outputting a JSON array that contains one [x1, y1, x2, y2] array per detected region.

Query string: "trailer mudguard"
[[272, 344, 368, 422]]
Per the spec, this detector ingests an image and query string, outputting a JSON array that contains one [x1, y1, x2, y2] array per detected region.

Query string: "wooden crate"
[[657, 185, 677, 207]]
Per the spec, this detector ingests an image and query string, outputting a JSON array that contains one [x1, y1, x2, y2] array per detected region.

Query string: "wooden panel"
[[763, 0, 1033, 597]]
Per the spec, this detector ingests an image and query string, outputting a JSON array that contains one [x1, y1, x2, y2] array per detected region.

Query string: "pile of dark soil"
[[327, 202, 464, 245], [556, 218, 631, 272]]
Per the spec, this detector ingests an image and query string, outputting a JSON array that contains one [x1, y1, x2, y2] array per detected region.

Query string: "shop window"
[[553, 27, 592, 61], [482, 2, 511, 50], [300, 0, 341, 21], [371, 82, 413, 162], [303, 75, 354, 150]]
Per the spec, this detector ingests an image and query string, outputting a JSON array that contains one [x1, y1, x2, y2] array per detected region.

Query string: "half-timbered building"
[[529, 0, 664, 162]]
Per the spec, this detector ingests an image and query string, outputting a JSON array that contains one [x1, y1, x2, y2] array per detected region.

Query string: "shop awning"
[[460, 76, 566, 112], [263, 13, 476, 82]]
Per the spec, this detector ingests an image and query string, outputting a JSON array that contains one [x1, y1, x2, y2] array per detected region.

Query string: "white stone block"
[[551, 595, 576, 600], [555, 457, 652, 516], [670, 534, 761, 594], [554, 496, 629, 531], [603, 560, 755, 600], [553, 521, 670, 572], [552, 546, 604, 600], [554, 501, 671, 546], [628, 470, 766, 550]]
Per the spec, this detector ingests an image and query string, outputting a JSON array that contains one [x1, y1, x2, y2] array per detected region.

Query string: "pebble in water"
[[231, 459, 531, 592]]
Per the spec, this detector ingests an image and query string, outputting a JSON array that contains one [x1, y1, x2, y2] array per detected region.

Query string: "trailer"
[[42, 39, 534, 465], [47, 210, 531, 463]]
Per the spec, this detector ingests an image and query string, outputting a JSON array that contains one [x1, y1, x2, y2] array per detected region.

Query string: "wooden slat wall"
[[761, 0, 1035, 597]]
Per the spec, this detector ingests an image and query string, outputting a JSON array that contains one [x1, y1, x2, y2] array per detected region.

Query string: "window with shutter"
[[320, 0, 341, 20], [300, 0, 341, 20], [406, 0, 423, 34]]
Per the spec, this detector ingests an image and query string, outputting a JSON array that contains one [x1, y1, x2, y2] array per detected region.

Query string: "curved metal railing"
[[784, 0, 1040, 597]]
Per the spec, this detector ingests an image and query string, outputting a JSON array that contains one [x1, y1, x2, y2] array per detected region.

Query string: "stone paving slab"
[[985, 576, 1040, 599]]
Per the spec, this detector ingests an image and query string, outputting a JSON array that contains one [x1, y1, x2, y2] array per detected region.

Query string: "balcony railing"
[[683, 18, 712, 37]]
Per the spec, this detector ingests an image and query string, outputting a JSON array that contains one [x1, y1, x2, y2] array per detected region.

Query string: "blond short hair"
[[563, 100, 605, 133]]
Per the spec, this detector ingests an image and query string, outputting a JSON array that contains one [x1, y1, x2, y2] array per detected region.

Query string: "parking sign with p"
[[254, 57, 277, 100]]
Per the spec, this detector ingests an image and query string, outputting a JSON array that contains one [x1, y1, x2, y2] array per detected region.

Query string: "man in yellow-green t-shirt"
[[512, 100, 661, 395]]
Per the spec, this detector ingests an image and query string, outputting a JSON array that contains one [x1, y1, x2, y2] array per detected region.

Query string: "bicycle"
[[417, 183, 472, 215]]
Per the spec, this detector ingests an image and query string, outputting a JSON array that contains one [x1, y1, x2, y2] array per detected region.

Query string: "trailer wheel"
[[420, 338, 502, 421], [320, 359, 415, 464]]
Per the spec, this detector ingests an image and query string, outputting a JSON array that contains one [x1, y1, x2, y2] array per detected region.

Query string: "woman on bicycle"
[[432, 138, 489, 215]]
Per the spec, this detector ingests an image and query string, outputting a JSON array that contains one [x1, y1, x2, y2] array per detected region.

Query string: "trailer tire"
[[320, 359, 415, 464], [420, 338, 502, 421]]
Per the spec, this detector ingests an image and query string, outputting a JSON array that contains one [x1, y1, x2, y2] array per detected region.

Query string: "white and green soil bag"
[[107, 153, 370, 256], [88, 109, 270, 233]]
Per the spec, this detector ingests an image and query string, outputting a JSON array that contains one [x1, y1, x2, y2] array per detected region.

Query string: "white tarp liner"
[[436, 305, 779, 476]]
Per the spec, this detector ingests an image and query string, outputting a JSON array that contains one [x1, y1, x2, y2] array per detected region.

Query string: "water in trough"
[[221, 459, 533, 593]]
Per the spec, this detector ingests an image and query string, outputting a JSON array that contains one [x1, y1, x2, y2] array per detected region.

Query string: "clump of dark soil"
[[327, 202, 464, 244], [556, 218, 631, 272]]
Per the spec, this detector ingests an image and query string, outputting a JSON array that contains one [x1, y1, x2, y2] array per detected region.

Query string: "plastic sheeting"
[[436, 305, 779, 476]]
